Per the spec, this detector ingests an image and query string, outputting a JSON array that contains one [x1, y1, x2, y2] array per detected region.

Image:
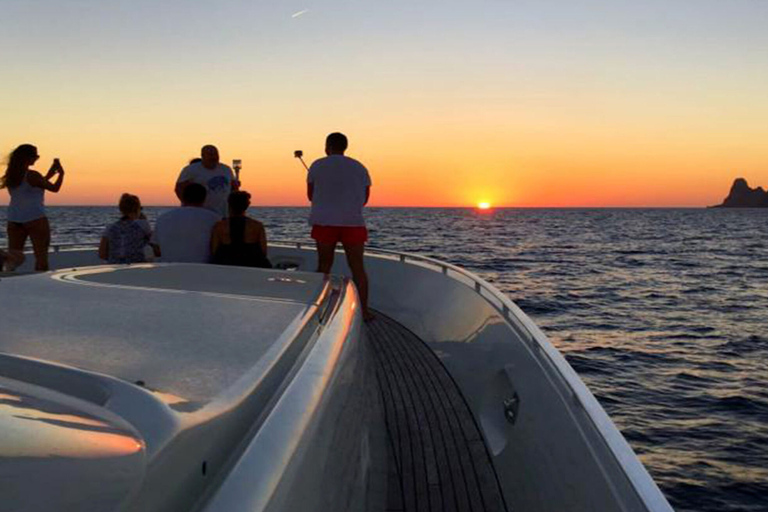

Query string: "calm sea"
[[2, 206, 767, 511]]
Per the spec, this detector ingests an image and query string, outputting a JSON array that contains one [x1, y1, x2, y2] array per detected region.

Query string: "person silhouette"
[[154, 183, 220, 263], [175, 145, 238, 218], [1, 144, 65, 271], [98, 193, 153, 264], [306, 132, 373, 321], [211, 191, 271, 268]]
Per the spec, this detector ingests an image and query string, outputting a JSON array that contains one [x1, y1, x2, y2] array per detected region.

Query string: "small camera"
[[294, 150, 303, 158]]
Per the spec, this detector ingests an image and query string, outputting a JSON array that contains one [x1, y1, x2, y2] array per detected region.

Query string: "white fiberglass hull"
[[0, 244, 673, 511]]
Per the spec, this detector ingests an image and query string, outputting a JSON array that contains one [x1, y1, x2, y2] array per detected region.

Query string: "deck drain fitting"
[[503, 393, 520, 425]]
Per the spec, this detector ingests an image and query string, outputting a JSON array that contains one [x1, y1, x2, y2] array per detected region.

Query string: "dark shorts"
[[7, 217, 50, 247], [311, 225, 368, 245]]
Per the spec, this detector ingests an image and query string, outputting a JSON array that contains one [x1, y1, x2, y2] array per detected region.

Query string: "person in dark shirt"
[[211, 191, 271, 268]]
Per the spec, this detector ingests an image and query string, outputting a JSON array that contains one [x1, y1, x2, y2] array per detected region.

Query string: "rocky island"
[[714, 178, 768, 207]]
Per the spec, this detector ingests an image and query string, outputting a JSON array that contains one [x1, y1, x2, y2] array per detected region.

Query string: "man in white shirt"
[[154, 183, 220, 263], [175, 145, 238, 218], [307, 132, 373, 320]]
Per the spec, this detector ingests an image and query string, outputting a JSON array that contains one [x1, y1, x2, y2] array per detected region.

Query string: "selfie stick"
[[233, 159, 242, 181], [294, 150, 309, 171]]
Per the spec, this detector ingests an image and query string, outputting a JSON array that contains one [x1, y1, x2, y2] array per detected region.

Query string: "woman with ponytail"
[[1, 144, 65, 271]]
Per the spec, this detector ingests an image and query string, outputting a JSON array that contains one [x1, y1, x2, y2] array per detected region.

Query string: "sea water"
[[1, 206, 767, 512]]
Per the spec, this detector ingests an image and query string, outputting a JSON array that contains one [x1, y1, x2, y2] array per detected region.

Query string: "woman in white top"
[[1, 144, 65, 271]]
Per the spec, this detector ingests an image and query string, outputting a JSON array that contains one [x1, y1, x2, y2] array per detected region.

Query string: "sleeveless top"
[[7, 172, 45, 223], [104, 218, 150, 264], [212, 217, 271, 268]]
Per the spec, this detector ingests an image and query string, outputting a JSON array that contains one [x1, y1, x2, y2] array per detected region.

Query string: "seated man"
[[153, 183, 220, 263]]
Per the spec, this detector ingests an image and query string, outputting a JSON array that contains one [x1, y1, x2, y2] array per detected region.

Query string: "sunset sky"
[[1, 0, 767, 207]]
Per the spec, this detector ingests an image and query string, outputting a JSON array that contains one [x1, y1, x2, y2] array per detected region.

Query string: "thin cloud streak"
[[291, 9, 309, 18]]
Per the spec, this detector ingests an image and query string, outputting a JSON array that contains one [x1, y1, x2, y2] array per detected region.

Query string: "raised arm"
[[27, 169, 64, 193]]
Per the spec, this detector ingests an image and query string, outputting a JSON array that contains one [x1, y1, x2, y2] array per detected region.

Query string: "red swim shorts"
[[311, 225, 368, 245]]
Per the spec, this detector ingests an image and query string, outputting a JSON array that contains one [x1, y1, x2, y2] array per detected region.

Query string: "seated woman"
[[99, 193, 153, 264], [211, 191, 271, 268]]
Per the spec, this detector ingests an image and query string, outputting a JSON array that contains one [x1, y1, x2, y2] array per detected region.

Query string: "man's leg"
[[315, 242, 337, 274], [27, 217, 51, 271], [342, 243, 373, 320]]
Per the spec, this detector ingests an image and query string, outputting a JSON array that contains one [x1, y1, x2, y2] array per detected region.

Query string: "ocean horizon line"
[[0, 204, 718, 209]]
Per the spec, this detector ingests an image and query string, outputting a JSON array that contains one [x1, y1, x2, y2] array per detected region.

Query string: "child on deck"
[[99, 194, 154, 264]]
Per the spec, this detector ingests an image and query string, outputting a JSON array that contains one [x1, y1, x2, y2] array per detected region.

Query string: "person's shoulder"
[[25, 170, 45, 184], [184, 206, 218, 218], [309, 156, 330, 169], [217, 163, 233, 174], [341, 156, 367, 169], [342, 157, 369, 179], [198, 208, 221, 222], [178, 162, 200, 180], [157, 207, 177, 219], [134, 218, 152, 233], [246, 217, 265, 229], [157, 206, 190, 225], [105, 219, 121, 231]]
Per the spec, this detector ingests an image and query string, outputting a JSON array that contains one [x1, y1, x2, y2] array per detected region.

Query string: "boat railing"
[[269, 240, 666, 509], [44, 240, 568, 392], [46, 238, 534, 339]]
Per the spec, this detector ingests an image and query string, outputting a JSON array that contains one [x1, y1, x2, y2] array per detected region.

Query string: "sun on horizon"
[[477, 202, 492, 210]]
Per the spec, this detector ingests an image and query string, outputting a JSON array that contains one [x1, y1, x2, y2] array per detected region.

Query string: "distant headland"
[[713, 178, 768, 208]]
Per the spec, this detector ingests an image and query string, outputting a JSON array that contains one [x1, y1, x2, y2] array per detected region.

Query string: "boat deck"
[[367, 314, 507, 512], [0, 265, 325, 403]]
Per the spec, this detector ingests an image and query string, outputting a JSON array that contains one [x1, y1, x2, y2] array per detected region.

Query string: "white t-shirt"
[[152, 207, 220, 263], [176, 162, 235, 218], [307, 155, 371, 226]]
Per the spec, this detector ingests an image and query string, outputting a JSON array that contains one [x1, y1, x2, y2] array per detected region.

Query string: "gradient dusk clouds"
[[2, 0, 767, 206]]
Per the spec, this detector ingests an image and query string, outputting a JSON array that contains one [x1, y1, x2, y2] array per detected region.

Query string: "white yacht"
[[0, 243, 673, 511]]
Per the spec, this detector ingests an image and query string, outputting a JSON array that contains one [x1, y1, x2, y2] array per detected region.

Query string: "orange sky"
[[2, 1, 767, 207]]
